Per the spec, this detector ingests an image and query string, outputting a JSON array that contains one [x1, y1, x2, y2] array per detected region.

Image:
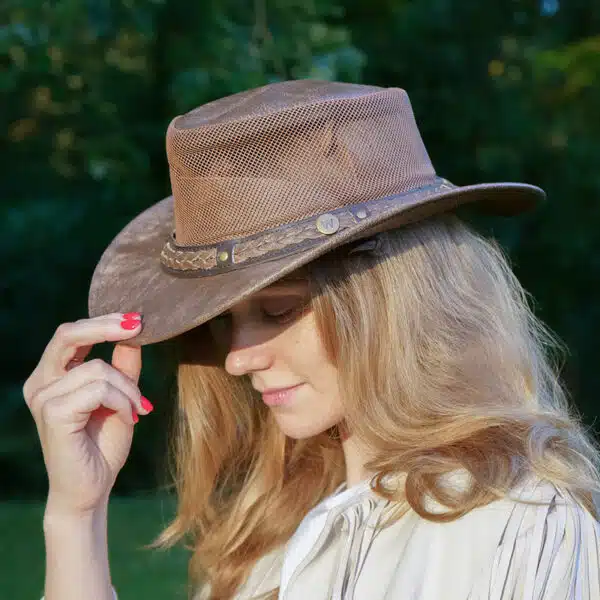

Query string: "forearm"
[[43, 499, 115, 600]]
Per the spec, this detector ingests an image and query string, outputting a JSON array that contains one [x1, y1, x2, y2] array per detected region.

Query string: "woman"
[[26, 80, 600, 600]]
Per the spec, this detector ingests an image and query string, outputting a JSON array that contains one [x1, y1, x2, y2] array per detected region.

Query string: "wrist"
[[42, 495, 113, 600], [44, 496, 109, 531]]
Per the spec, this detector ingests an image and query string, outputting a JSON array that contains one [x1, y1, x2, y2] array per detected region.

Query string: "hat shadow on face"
[[169, 226, 417, 369]]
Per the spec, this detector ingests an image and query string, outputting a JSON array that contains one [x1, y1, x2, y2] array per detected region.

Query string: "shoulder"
[[373, 473, 599, 599], [431, 472, 600, 564], [470, 476, 600, 599]]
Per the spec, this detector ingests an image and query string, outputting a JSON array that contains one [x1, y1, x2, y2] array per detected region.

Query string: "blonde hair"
[[151, 214, 600, 599]]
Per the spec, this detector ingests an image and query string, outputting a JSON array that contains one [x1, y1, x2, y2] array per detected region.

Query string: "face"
[[208, 279, 345, 439]]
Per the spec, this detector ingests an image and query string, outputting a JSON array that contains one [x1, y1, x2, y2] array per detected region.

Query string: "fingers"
[[40, 379, 138, 429], [112, 343, 142, 385], [24, 313, 143, 402], [28, 358, 151, 422]]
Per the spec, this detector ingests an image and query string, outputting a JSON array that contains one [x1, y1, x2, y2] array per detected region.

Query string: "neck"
[[338, 421, 375, 487]]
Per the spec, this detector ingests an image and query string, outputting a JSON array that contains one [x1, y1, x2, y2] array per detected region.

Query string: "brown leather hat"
[[88, 79, 544, 346]]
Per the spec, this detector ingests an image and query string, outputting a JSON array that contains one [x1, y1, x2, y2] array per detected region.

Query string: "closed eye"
[[260, 298, 308, 324], [261, 309, 294, 324]]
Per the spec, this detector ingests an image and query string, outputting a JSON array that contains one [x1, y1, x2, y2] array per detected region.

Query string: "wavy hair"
[[150, 214, 600, 599]]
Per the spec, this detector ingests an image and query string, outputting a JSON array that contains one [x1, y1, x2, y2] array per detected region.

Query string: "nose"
[[224, 327, 273, 376]]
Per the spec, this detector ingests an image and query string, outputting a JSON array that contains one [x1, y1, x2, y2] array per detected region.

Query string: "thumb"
[[112, 343, 142, 384]]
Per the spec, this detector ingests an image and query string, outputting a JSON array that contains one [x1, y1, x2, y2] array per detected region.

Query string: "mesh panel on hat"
[[167, 85, 437, 246], [177, 80, 384, 129]]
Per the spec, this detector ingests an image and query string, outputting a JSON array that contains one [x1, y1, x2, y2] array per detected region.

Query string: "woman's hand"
[[23, 313, 153, 516]]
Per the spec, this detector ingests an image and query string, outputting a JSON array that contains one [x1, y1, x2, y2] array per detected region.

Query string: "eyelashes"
[[212, 303, 308, 328], [259, 296, 310, 324], [212, 301, 310, 327], [261, 306, 300, 324], [210, 292, 312, 333]]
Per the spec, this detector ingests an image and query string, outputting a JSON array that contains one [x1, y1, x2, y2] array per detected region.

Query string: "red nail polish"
[[121, 319, 141, 330], [140, 396, 154, 413], [132, 409, 139, 424], [123, 312, 142, 320]]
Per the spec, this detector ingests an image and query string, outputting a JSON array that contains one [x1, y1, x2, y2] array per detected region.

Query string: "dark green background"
[[2, 0, 599, 500]]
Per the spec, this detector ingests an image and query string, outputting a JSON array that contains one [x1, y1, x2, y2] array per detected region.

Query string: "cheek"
[[284, 313, 335, 383], [283, 315, 343, 413], [272, 319, 345, 439]]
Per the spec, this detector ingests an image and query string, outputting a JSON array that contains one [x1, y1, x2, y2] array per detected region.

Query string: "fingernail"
[[123, 312, 142, 320], [132, 409, 139, 424], [140, 396, 154, 413], [121, 319, 141, 330]]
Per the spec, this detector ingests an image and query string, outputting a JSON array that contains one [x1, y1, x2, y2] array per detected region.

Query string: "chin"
[[273, 415, 342, 440]]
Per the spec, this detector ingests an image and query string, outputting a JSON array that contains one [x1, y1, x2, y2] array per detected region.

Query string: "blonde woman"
[[26, 80, 600, 600]]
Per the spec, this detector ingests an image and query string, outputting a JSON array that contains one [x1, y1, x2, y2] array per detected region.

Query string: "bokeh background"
[[1, 0, 599, 597]]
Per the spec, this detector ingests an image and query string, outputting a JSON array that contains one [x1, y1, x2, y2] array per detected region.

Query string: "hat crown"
[[166, 79, 437, 247], [177, 80, 384, 129]]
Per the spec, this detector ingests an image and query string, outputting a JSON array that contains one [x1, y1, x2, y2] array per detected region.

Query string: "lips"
[[260, 383, 303, 407], [261, 383, 302, 394]]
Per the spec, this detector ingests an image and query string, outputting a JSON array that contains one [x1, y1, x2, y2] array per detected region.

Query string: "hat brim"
[[88, 182, 544, 346]]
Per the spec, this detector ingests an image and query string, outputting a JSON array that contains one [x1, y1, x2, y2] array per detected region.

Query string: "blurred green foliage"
[[0, 494, 188, 598], [1, 0, 599, 499]]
